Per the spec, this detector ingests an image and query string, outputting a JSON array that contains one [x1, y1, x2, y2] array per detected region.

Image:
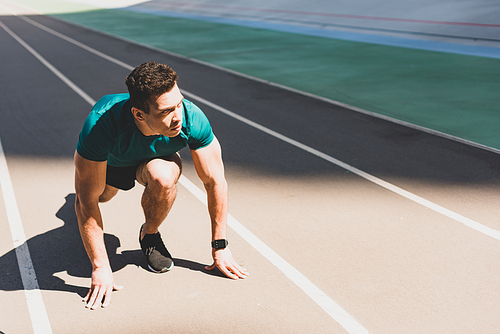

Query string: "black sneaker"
[[139, 225, 174, 273]]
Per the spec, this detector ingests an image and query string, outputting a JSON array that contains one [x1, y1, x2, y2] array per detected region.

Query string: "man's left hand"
[[206, 248, 249, 279]]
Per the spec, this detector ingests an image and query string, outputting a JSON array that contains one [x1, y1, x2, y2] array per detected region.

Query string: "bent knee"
[[138, 156, 181, 187], [147, 171, 179, 190]]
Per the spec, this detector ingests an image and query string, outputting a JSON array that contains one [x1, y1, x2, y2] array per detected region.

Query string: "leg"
[[136, 153, 182, 240], [99, 184, 119, 203]]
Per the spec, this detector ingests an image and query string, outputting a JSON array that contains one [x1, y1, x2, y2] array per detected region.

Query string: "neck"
[[133, 116, 158, 136]]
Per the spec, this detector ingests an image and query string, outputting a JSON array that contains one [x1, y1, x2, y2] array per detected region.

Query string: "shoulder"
[[182, 99, 203, 116], [182, 99, 211, 128], [182, 99, 214, 150], [91, 93, 130, 118], [84, 94, 131, 130], [77, 93, 131, 161]]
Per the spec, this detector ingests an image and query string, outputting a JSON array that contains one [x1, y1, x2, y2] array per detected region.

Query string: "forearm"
[[204, 178, 248, 279], [75, 196, 109, 270], [204, 179, 228, 241]]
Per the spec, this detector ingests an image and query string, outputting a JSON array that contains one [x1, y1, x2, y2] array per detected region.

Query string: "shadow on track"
[[0, 194, 227, 298]]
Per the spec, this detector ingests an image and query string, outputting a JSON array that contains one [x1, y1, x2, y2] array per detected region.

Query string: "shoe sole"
[[148, 261, 174, 273]]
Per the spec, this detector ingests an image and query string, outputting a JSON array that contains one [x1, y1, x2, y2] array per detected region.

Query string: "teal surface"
[[20, 2, 500, 150]]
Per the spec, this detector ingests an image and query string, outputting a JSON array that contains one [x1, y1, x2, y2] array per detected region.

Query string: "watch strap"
[[211, 239, 228, 249]]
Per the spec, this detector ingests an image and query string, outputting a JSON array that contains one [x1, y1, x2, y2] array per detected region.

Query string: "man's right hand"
[[83, 266, 123, 309]]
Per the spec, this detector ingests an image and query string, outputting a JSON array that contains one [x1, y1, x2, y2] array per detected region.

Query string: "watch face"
[[212, 239, 228, 249]]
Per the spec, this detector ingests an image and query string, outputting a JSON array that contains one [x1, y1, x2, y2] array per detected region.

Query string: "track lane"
[[10, 11, 500, 232], [1, 9, 500, 333], [0, 12, 356, 334], [2, 14, 367, 332]]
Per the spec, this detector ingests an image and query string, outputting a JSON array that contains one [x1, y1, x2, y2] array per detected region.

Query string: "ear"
[[131, 107, 145, 121]]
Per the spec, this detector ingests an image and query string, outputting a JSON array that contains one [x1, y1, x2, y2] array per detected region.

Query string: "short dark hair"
[[125, 61, 178, 113]]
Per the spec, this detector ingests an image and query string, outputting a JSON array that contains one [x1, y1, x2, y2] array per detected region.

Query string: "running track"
[[1, 2, 500, 333]]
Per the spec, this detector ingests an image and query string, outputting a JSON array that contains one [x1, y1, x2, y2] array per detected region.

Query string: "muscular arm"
[[74, 151, 121, 308], [191, 137, 248, 279]]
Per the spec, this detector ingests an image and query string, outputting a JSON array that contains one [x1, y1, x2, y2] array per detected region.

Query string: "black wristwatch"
[[211, 239, 228, 250]]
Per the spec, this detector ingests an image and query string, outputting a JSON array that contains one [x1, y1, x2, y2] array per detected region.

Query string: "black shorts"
[[106, 154, 182, 191], [106, 164, 139, 191]]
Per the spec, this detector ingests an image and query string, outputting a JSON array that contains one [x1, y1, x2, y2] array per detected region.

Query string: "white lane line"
[[2, 1, 134, 71], [1, 14, 370, 334], [183, 91, 500, 242], [0, 20, 95, 105], [12, 13, 500, 242], [179, 175, 369, 334], [17, 15, 135, 71], [0, 138, 53, 333], [0, 20, 53, 334]]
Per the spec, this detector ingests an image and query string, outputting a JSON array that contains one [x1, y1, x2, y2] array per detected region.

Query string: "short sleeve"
[[186, 102, 214, 150], [76, 110, 115, 161]]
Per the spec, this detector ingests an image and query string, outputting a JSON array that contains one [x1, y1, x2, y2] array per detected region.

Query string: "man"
[[74, 61, 248, 310]]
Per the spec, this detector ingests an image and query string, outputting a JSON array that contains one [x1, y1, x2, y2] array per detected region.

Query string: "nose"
[[172, 105, 182, 122]]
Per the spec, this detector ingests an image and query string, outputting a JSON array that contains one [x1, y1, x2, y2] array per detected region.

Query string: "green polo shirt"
[[77, 93, 214, 167]]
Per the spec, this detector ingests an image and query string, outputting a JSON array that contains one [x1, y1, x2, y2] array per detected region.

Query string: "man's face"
[[140, 84, 184, 137]]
